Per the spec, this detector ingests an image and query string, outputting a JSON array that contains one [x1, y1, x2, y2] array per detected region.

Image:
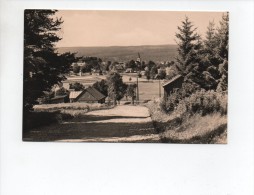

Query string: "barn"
[[162, 75, 184, 100], [69, 87, 106, 103]]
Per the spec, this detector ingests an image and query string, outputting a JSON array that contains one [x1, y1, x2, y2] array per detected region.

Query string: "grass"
[[138, 81, 164, 102], [161, 113, 227, 144], [34, 102, 112, 112], [145, 100, 227, 144], [24, 103, 113, 132]]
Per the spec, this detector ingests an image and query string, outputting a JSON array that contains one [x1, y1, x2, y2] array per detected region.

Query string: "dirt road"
[[24, 105, 161, 143]]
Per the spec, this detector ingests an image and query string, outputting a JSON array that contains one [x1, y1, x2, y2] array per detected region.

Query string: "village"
[[41, 56, 180, 105]]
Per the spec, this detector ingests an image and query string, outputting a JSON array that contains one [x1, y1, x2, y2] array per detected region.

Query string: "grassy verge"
[[145, 100, 227, 144], [24, 103, 114, 132], [34, 103, 114, 117]]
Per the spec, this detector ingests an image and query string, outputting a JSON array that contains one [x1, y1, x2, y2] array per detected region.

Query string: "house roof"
[[162, 75, 183, 87], [51, 95, 67, 100], [69, 91, 83, 99], [85, 87, 106, 100], [75, 87, 106, 101]]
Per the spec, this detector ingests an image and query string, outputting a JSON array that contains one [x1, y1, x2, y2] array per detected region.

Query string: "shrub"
[[160, 82, 199, 112], [161, 84, 227, 116], [23, 111, 73, 132], [179, 90, 227, 116], [69, 82, 85, 91]]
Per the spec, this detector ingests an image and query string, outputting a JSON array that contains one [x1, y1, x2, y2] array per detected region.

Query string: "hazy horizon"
[[57, 43, 177, 48], [55, 10, 226, 48]]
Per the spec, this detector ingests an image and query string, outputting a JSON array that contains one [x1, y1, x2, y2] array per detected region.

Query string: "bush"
[[179, 90, 227, 116], [69, 82, 85, 91], [23, 111, 73, 132], [160, 82, 199, 112], [161, 84, 227, 116], [184, 90, 227, 116]]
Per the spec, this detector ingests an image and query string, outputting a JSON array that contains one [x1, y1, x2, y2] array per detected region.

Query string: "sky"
[[55, 10, 225, 47]]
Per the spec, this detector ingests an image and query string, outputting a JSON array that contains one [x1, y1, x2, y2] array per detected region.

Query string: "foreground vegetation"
[[24, 103, 113, 132], [143, 13, 229, 144], [145, 90, 227, 144], [23, 105, 157, 142]]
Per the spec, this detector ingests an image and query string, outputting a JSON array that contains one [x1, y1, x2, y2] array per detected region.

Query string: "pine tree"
[[175, 16, 201, 75], [24, 10, 75, 111], [192, 21, 221, 90], [215, 12, 229, 62], [215, 12, 229, 92], [204, 21, 220, 65]]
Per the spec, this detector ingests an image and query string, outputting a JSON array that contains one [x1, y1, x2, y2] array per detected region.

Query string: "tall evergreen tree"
[[24, 10, 75, 111], [215, 12, 229, 62], [203, 21, 220, 65], [215, 12, 229, 92], [175, 16, 201, 75]]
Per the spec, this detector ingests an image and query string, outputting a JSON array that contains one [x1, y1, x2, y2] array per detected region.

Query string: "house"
[[115, 65, 125, 73], [140, 70, 146, 76], [69, 87, 106, 103], [69, 91, 83, 103], [162, 75, 184, 100], [125, 68, 133, 73], [50, 95, 69, 104], [71, 62, 86, 67]]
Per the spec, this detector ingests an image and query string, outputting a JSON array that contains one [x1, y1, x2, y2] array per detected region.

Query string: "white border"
[[0, 0, 253, 195]]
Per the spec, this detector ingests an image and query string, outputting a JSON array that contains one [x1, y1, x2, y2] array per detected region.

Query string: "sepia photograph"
[[23, 10, 228, 143]]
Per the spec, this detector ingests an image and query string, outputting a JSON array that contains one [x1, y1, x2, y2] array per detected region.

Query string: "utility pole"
[[136, 53, 141, 103], [136, 76, 139, 103], [159, 79, 161, 98]]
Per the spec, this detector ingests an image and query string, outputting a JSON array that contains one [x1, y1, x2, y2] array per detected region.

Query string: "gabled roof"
[[75, 87, 106, 101], [69, 91, 83, 99], [85, 87, 106, 100], [162, 75, 183, 87]]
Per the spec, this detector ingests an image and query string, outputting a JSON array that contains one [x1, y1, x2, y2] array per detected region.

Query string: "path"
[[24, 105, 160, 143]]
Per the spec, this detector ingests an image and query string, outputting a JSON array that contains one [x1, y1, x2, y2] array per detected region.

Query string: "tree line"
[[161, 13, 228, 113], [174, 14, 228, 91]]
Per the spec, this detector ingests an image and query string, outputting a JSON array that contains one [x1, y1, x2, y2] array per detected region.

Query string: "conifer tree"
[[24, 10, 75, 111], [215, 12, 229, 91], [204, 21, 220, 66], [215, 12, 229, 62], [175, 16, 201, 75]]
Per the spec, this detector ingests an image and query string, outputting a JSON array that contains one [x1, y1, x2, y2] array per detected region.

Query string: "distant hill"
[[57, 45, 178, 62]]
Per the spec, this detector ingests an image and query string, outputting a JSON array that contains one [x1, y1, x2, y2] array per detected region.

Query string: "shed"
[[162, 75, 184, 100]]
